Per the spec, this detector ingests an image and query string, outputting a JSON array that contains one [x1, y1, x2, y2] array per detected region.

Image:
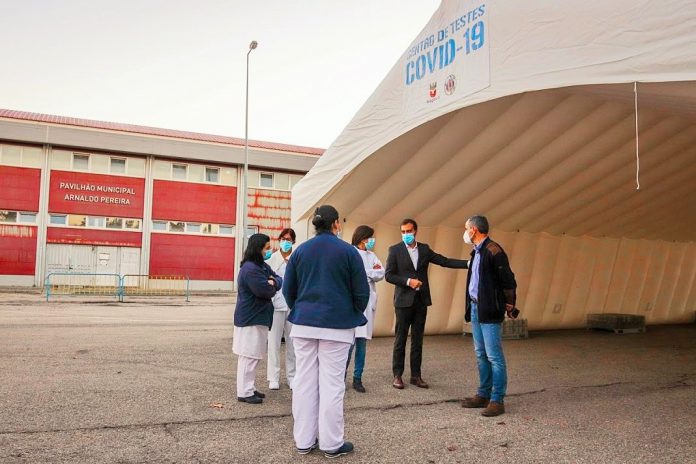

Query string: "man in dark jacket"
[[385, 218, 468, 390], [461, 215, 517, 417]]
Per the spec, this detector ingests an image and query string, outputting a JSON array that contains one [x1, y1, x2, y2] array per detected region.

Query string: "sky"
[[0, 0, 441, 148]]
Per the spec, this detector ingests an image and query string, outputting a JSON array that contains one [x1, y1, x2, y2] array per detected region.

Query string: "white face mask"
[[463, 229, 473, 245]]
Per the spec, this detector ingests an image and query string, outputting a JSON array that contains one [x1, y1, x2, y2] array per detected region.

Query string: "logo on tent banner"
[[429, 82, 437, 98], [427, 81, 440, 104], [445, 75, 456, 95]]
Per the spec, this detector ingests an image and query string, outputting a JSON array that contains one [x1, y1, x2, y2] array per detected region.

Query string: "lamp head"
[[249, 40, 258, 50]]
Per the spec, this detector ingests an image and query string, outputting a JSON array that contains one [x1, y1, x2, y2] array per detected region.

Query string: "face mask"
[[366, 238, 376, 251], [402, 233, 415, 246], [279, 240, 293, 253], [463, 230, 473, 245], [336, 226, 343, 239], [263, 249, 273, 260]]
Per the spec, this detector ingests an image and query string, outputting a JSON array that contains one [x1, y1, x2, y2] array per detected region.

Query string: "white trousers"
[[236, 355, 260, 398], [292, 337, 351, 452], [267, 311, 296, 385]]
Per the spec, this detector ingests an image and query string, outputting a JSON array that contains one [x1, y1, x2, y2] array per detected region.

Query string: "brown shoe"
[[392, 376, 405, 389], [409, 376, 429, 388], [481, 401, 505, 417], [462, 395, 490, 408]]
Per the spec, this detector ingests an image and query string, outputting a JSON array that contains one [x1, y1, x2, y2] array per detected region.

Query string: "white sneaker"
[[269, 381, 280, 390]]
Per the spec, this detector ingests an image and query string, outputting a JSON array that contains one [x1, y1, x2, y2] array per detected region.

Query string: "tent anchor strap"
[[634, 81, 640, 191]]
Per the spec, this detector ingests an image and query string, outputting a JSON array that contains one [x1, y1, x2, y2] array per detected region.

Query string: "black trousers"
[[392, 296, 428, 377]]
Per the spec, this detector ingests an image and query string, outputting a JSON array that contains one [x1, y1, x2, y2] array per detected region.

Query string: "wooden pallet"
[[463, 319, 529, 340]]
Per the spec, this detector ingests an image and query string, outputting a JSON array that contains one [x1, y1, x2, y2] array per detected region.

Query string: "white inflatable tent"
[[292, 0, 696, 335]]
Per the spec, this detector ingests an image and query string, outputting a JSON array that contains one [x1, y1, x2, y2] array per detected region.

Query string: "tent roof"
[[292, 0, 696, 242]]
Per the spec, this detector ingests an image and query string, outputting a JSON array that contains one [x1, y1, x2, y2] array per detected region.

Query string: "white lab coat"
[[266, 249, 296, 385], [267, 250, 290, 311], [354, 248, 385, 340]]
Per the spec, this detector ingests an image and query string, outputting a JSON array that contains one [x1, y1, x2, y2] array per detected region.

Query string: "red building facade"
[[0, 110, 321, 289]]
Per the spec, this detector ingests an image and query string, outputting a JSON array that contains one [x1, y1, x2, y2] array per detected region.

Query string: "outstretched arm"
[[429, 249, 469, 269]]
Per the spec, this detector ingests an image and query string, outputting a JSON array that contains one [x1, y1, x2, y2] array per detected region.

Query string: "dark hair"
[[467, 215, 489, 234], [241, 233, 270, 265], [312, 205, 339, 234], [351, 225, 375, 246], [278, 228, 296, 243], [401, 218, 418, 231]]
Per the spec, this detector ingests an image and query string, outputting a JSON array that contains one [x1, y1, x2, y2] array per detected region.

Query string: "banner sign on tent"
[[402, 0, 490, 113]]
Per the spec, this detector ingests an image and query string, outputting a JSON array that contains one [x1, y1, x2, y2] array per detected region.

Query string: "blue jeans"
[[346, 338, 367, 379], [471, 302, 507, 403]]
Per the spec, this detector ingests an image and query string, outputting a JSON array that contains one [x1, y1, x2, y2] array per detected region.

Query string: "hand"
[[506, 304, 520, 319], [373, 264, 382, 269], [408, 279, 422, 289], [267, 279, 275, 286]]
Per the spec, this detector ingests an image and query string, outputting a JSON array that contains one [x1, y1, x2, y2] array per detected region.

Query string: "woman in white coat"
[[266, 228, 297, 390], [346, 225, 385, 393]]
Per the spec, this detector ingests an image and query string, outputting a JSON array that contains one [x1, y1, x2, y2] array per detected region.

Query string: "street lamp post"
[[242, 40, 258, 243]]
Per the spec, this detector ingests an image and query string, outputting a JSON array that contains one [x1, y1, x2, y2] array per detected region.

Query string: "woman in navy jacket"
[[233, 233, 282, 404], [283, 205, 369, 458]]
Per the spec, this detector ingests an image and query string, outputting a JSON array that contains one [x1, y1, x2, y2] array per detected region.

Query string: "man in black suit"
[[385, 218, 469, 389]]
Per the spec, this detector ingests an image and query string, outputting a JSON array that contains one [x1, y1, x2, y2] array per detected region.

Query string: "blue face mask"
[[263, 249, 273, 260], [279, 240, 293, 253], [366, 238, 376, 251], [402, 233, 415, 246]]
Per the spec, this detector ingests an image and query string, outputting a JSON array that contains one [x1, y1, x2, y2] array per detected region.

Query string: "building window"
[[202, 223, 219, 234], [169, 221, 185, 233], [110, 157, 127, 174], [245, 225, 259, 237], [73, 154, 90, 170], [125, 219, 141, 230], [106, 217, 123, 229], [18, 212, 37, 223], [152, 221, 167, 231], [205, 167, 220, 183], [50, 214, 67, 225], [260, 173, 274, 188], [0, 211, 18, 223], [87, 216, 105, 228], [187, 223, 201, 233], [172, 163, 187, 180], [68, 215, 86, 227], [219, 225, 234, 235]]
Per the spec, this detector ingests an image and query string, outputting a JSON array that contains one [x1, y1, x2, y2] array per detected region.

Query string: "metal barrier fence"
[[121, 274, 190, 301], [45, 273, 122, 302], [44, 273, 190, 302]]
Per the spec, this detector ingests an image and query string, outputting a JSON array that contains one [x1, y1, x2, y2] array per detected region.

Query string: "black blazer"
[[385, 242, 468, 308]]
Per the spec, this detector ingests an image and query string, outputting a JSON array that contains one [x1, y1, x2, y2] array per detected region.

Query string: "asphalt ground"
[[0, 293, 694, 463]]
